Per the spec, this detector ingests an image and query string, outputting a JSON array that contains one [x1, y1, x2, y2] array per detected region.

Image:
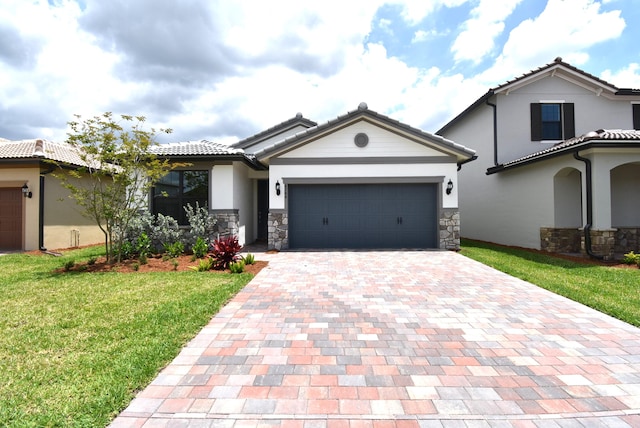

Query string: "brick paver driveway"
[[110, 251, 640, 427]]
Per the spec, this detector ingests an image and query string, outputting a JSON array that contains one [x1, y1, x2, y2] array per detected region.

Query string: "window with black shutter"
[[633, 104, 640, 130], [531, 103, 575, 141]]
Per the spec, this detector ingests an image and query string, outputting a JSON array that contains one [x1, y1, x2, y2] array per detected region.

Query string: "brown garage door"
[[0, 188, 23, 250]]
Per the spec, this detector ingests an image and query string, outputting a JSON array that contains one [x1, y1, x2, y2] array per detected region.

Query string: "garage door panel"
[[289, 183, 438, 249]]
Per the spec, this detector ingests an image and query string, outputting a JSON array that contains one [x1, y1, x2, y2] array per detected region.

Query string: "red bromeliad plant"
[[210, 236, 243, 269]]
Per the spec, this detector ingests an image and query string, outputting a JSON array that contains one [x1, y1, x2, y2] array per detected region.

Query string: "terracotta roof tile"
[[0, 139, 88, 167]]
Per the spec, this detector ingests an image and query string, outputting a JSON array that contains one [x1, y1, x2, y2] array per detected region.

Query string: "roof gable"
[[254, 103, 475, 164], [494, 57, 620, 97], [231, 113, 317, 151], [437, 58, 640, 135]]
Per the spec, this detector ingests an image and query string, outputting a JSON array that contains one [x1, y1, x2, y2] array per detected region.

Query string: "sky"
[[1, 0, 639, 145]]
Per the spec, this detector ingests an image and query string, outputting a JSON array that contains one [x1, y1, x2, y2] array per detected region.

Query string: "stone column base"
[[268, 210, 288, 250], [211, 209, 239, 240], [440, 209, 460, 250], [581, 228, 616, 260]]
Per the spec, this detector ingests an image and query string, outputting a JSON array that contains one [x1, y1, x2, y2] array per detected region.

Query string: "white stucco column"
[[590, 156, 612, 230], [210, 164, 234, 210]]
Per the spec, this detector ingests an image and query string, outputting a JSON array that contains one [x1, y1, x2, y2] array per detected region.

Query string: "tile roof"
[[150, 140, 244, 156], [232, 113, 317, 150], [0, 139, 89, 167], [487, 129, 640, 174], [494, 57, 621, 93], [253, 102, 476, 161]]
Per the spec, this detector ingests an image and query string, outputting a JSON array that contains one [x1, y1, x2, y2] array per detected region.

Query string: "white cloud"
[[601, 63, 640, 88], [390, 0, 468, 25], [452, 0, 523, 63], [492, 0, 625, 79], [0, 0, 638, 144]]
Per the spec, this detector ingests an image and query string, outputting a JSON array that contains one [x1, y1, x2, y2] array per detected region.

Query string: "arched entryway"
[[541, 167, 583, 253], [611, 162, 640, 252]]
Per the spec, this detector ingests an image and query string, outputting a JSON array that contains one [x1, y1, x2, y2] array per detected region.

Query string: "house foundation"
[[614, 228, 640, 254], [541, 227, 622, 259], [540, 227, 582, 253]]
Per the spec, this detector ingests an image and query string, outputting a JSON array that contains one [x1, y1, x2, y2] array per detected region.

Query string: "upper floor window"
[[530, 102, 575, 141], [153, 170, 208, 225], [633, 104, 640, 130]]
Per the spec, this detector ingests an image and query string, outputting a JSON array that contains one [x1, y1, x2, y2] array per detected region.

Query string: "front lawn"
[[0, 246, 255, 427], [460, 239, 640, 327]]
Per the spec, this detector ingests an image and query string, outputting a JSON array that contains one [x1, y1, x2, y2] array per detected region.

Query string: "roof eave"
[[436, 90, 495, 135], [157, 153, 267, 170], [258, 107, 476, 162], [486, 140, 640, 175]]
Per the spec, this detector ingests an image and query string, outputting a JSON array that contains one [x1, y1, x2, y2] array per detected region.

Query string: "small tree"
[[55, 112, 173, 262]]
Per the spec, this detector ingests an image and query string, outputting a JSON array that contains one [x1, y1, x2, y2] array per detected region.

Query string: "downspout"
[[573, 150, 603, 259], [38, 160, 55, 252], [39, 175, 45, 251], [485, 98, 498, 165]]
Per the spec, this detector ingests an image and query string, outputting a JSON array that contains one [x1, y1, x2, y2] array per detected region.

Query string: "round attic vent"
[[354, 133, 369, 147]]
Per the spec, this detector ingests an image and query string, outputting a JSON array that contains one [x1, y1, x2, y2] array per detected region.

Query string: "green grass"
[[0, 247, 254, 427], [460, 239, 640, 327]]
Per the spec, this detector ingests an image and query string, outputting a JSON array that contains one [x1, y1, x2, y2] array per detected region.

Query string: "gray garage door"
[[289, 183, 438, 249]]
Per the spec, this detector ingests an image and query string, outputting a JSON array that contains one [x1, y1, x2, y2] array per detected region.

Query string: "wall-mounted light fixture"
[[275, 180, 281, 196], [446, 179, 454, 195], [22, 183, 32, 198]]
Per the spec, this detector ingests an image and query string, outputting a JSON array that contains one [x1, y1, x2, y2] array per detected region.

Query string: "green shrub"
[[153, 214, 183, 251], [132, 263, 140, 271], [229, 260, 245, 274], [184, 203, 216, 249], [139, 253, 148, 265], [63, 260, 75, 271], [192, 236, 209, 259], [164, 241, 185, 259], [136, 232, 152, 258], [87, 256, 97, 266], [189, 258, 214, 272], [242, 253, 255, 265], [117, 241, 135, 260], [622, 251, 640, 265]]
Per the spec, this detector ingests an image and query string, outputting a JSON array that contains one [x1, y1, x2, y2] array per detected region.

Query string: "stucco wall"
[[0, 168, 40, 250], [44, 173, 108, 250], [269, 163, 459, 211], [0, 167, 104, 251], [495, 77, 638, 164], [279, 121, 447, 159], [242, 125, 312, 155]]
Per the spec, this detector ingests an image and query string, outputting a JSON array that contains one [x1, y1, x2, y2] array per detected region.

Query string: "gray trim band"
[[283, 176, 445, 185], [210, 209, 239, 214], [271, 156, 456, 165]]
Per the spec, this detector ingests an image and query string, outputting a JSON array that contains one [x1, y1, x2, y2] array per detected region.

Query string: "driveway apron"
[[110, 251, 640, 427]]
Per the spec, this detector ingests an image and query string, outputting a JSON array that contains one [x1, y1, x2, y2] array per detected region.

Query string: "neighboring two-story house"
[[437, 58, 640, 259]]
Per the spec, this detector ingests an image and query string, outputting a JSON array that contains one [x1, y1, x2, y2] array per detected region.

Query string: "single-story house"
[[151, 103, 477, 251], [0, 138, 105, 251], [437, 58, 640, 258]]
